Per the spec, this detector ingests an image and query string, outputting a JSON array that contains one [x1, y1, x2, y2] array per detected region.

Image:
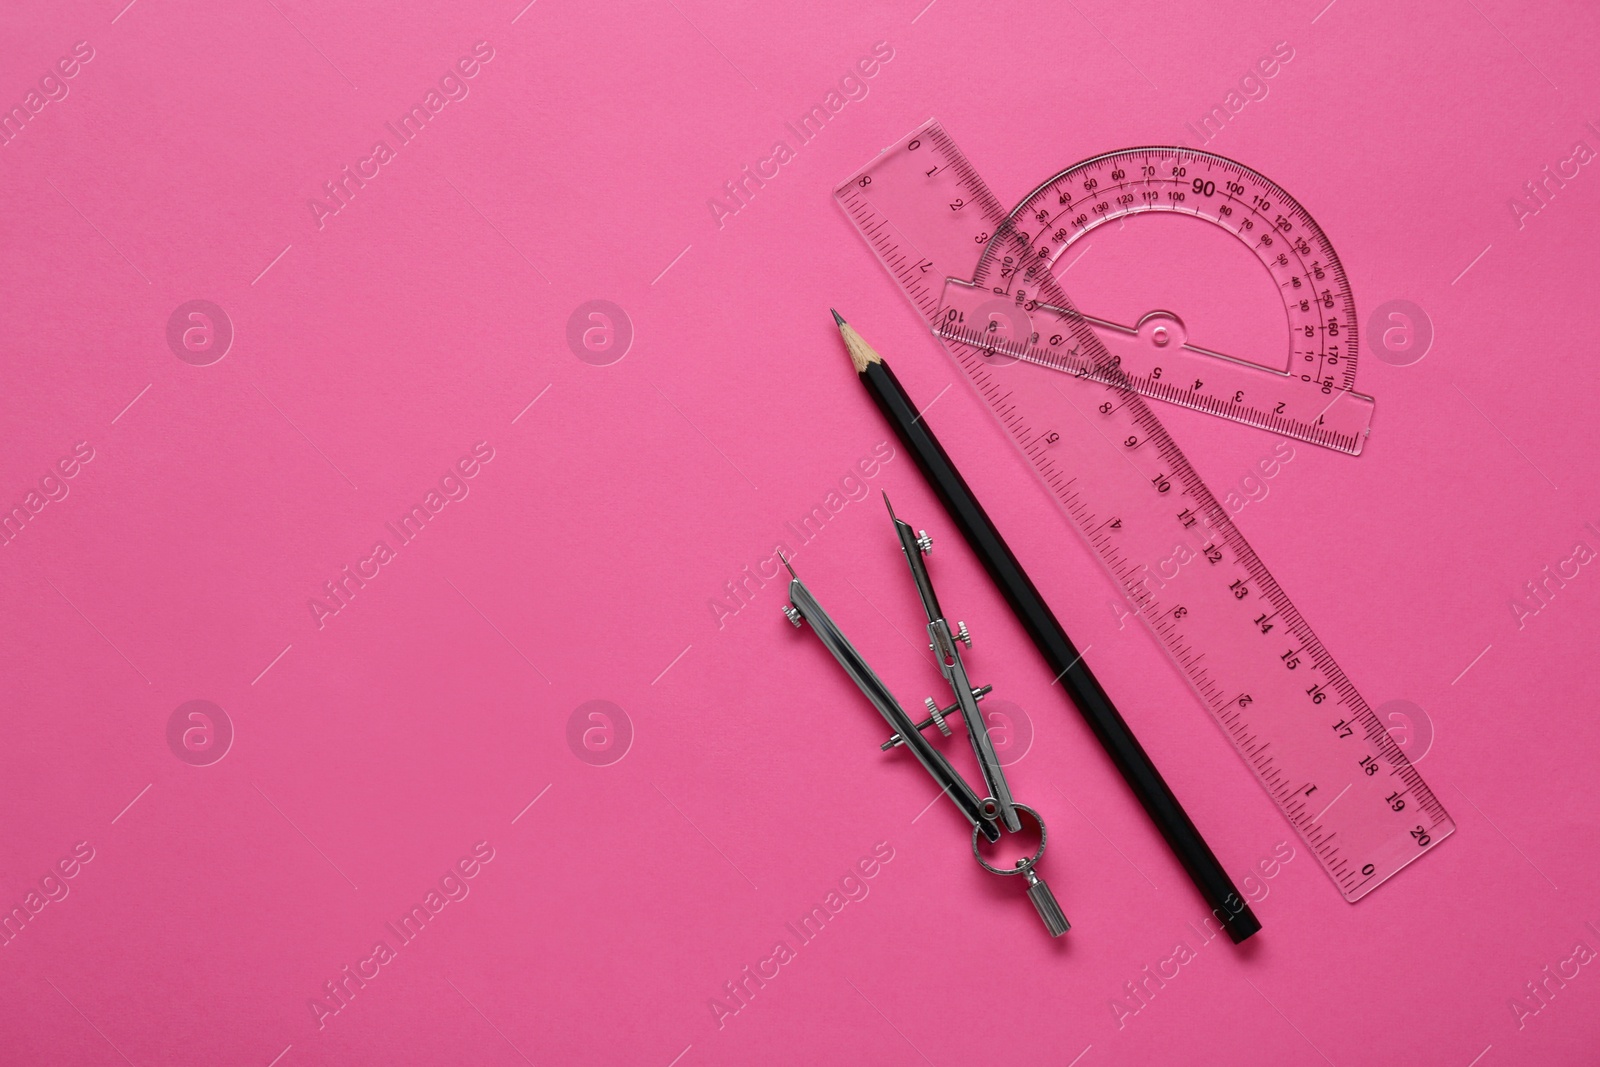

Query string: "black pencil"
[[833, 309, 1260, 944]]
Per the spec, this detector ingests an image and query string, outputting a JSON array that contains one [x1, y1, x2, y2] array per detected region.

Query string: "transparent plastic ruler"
[[835, 120, 1451, 902]]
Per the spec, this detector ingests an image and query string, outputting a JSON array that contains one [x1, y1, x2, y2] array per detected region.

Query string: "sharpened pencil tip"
[[833, 311, 882, 372]]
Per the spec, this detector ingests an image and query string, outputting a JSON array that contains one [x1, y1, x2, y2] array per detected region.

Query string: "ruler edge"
[[1343, 818, 1457, 903]]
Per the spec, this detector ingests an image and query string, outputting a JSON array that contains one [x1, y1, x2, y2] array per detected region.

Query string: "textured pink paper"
[[2, 1, 1598, 1065]]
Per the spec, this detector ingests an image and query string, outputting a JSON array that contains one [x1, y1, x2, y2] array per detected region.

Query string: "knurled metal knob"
[[916, 530, 933, 555], [783, 604, 803, 628], [1025, 868, 1070, 938], [956, 621, 971, 648], [881, 685, 992, 750]]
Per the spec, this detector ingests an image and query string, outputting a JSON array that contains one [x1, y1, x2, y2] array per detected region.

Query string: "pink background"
[[2, 0, 1598, 1064]]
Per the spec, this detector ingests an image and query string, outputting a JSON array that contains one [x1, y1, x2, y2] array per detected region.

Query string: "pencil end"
[[832, 309, 882, 373]]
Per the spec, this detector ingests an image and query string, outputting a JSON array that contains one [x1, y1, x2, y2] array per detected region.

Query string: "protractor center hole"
[[1051, 210, 1293, 374]]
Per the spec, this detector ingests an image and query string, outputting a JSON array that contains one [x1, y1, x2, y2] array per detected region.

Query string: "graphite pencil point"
[[832, 312, 882, 373]]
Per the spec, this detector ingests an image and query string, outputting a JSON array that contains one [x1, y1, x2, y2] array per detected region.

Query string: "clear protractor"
[[965, 147, 1374, 454]]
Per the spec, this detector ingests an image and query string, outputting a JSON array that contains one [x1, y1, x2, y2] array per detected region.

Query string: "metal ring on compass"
[[971, 803, 1049, 876]]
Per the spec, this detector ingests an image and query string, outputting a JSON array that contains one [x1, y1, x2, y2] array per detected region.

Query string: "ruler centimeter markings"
[[834, 121, 1451, 902]]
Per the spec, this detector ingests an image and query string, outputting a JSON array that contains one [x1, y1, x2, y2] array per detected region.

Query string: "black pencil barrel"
[[861, 358, 1260, 943]]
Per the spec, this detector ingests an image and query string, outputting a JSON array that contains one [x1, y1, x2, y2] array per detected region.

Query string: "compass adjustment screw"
[[881, 685, 992, 750], [783, 604, 804, 628], [916, 530, 933, 556], [956, 621, 971, 648]]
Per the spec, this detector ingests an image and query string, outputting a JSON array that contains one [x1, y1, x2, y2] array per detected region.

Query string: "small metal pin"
[[881, 685, 991, 749]]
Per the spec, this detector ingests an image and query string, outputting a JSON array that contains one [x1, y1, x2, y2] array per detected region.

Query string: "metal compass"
[[782, 494, 1068, 938]]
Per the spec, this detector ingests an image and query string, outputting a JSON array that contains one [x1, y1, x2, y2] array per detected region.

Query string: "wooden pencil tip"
[[833, 313, 882, 373]]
